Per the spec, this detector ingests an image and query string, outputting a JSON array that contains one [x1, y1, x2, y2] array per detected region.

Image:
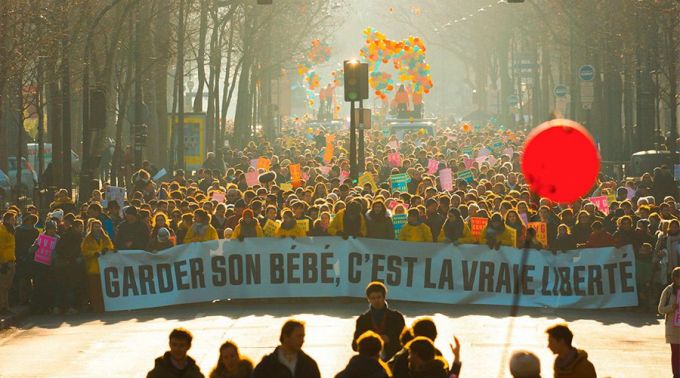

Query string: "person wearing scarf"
[[352, 282, 405, 362], [81, 219, 114, 312], [329, 200, 367, 238], [185, 209, 219, 243], [0, 211, 17, 314], [504, 210, 527, 248], [481, 213, 515, 250], [232, 209, 263, 240], [439, 208, 474, 244], [366, 200, 394, 240], [398, 209, 433, 243], [275, 210, 306, 237]]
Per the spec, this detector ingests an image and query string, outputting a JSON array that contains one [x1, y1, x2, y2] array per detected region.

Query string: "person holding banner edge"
[[658, 267, 680, 378]]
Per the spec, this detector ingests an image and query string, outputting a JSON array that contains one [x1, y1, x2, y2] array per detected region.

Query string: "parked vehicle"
[[629, 150, 678, 177], [26, 143, 81, 175], [7, 157, 38, 196], [0, 169, 11, 203]]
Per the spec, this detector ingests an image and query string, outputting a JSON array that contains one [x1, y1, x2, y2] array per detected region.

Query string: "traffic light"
[[344, 60, 368, 102]]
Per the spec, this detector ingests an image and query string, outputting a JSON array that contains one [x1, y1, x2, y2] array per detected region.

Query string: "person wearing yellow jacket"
[[0, 211, 17, 313], [232, 209, 264, 240], [80, 219, 114, 312], [328, 201, 367, 237], [184, 209, 219, 243], [399, 209, 433, 242], [480, 213, 516, 250], [275, 210, 307, 237]]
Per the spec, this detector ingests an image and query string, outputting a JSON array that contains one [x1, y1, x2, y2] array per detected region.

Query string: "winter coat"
[[209, 359, 253, 378], [438, 219, 475, 244], [53, 227, 83, 269], [14, 224, 38, 267], [115, 220, 150, 250], [146, 352, 204, 378], [553, 234, 577, 252], [583, 231, 616, 248], [365, 211, 395, 240], [329, 209, 367, 237], [0, 223, 16, 263], [658, 284, 680, 344], [388, 347, 445, 378], [353, 306, 405, 361], [553, 348, 596, 378], [275, 223, 307, 238], [424, 213, 445, 243], [613, 229, 636, 248], [184, 224, 219, 243], [657, 233, 680, 271], [81, 232, 114, 274], [251, 347, 321, 378], [335, 354, 390, 378], [398, 223, 433, 243], [409, 356, 452, 378], [232, 221, 264, 239], [571, 223, 592, 245], [479, 226, 515, 248]]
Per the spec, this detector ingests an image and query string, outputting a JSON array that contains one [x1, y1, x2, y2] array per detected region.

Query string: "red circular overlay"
[[521, 119, 600, 203]]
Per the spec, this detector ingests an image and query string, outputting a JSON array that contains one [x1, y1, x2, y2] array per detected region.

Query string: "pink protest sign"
[[626, 187, 636, 200], [245, 171, 259, 187], [428, 159, 439, 174], [339, 170, 350, 185], [487, 155, 498, 167], [318, 166, 332, 176], [478, 148, 490, 157], [503, 147, 514, 156], [388, 140, 399, 151], [211, 191, 226, 203], [388, 152, 402, 167], [439, 168, 453, 191], [34, 234, 58, 266], [475, 156, 487, 165], [588, 195, 610, 215], [520, 212, 529, 226]]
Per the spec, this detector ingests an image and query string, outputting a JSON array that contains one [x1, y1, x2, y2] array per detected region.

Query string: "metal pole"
[[349, 101, 357, 181], [358, 99, 365, 174], [133, 5, 144, 170]]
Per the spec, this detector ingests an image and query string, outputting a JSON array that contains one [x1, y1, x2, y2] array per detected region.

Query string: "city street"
[[0, 299, 668, 377]]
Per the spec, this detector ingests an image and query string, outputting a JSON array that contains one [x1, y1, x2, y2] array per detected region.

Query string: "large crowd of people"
[[0, 120, 679, 375]]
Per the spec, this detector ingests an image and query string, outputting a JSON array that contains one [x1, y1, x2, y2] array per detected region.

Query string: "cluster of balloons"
[[359, 27, 433, 100], [296, 39, 332, 107], [330, 68, 344, 87]]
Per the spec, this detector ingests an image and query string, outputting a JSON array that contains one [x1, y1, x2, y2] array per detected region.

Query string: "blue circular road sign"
[[554, 85, 568, 97], [578, 65, 595, 81]]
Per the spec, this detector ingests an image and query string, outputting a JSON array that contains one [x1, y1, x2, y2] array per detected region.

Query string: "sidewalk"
[[0, 305, 31, 330]]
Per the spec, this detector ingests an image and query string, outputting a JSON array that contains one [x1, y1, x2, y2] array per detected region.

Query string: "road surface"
[[0, 299, 668, 377]]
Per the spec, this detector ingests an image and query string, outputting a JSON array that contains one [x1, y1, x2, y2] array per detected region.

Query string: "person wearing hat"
[[114, 206, 150, 250], [398, 209, 433, 243], [147, 227, 176, 252], [184, 209, 219, 243], [49, 189, 76, 214], [231, 209, 264, 240], [30, 220, 60, 314]]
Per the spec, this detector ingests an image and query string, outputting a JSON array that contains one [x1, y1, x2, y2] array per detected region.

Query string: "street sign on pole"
[[353, 108, 371, 129], [554, 85, 568, 98], [578, 65, 595, 81]]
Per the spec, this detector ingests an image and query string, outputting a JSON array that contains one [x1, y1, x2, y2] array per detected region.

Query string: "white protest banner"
[[152, 168, 167, 182], [105, 186, 126, 208], [439, 168, 453, 191], [99, 239, 638, 312]]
